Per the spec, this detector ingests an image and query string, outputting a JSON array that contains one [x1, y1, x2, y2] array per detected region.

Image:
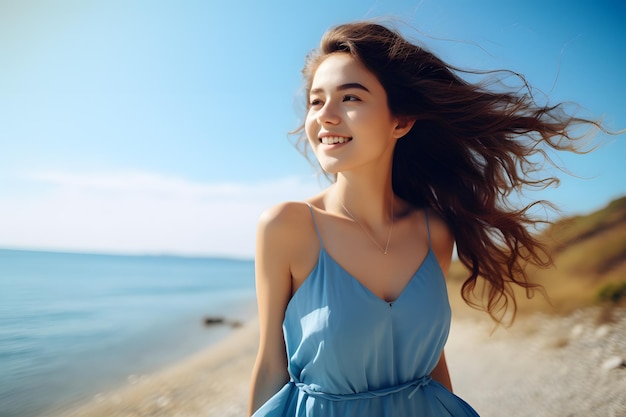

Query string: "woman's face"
[[305, 53, 407, 175]]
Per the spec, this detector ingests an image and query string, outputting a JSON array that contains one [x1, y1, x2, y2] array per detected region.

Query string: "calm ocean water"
[[0, 249, 256, 417]]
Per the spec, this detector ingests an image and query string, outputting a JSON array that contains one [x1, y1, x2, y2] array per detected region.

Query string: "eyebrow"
[[310, 82, 371, 95]]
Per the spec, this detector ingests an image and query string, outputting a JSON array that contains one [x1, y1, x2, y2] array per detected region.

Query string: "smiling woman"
[[248, 21, 611, 417]]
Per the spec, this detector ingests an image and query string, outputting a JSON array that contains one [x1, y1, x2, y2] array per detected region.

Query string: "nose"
[[316, 102, 341, 125]]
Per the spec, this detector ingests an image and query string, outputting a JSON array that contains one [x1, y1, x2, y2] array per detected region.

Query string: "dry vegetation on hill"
[[447, 196, 626, 319]]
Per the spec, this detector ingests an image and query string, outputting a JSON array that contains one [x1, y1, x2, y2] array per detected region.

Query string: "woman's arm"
[[426, 209, 455, 392], [430, 350, 453, 392], [248, 204, 298, 416]]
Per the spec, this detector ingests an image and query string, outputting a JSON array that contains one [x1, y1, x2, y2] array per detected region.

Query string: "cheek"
[[304, 113, 318, 143]]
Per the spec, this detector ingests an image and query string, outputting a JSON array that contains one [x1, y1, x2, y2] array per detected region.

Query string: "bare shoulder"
[[258, 201, 313, 239], [256, 200, 321, 295], [257, 201, 319, 260], [425, 208, 455, 274], [258, 189, 327, 235], [425, 208, 453, 243]]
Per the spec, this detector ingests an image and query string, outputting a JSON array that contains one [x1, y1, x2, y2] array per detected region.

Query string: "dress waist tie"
[[293, 375, 432, 401]]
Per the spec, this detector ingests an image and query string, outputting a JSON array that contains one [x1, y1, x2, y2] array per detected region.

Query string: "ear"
[[392, 116, 416, 139]]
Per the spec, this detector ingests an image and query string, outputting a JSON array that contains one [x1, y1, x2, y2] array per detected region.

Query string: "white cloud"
[[0, 171, 324, 258]]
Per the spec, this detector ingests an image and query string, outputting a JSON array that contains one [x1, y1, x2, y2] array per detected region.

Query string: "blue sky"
[[1, 0, 624, 257]]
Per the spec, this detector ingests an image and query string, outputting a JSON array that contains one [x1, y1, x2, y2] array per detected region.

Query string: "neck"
[[331, 171, 395, 225]]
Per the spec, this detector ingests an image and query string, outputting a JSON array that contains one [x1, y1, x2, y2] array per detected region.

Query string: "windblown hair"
[[295, 21, 605, 323]]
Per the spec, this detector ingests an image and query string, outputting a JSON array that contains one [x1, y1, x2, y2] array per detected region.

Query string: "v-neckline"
[[321, 247, 433, 305]]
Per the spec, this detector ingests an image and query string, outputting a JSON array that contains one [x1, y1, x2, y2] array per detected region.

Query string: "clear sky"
[[1, 0, 624, 258]]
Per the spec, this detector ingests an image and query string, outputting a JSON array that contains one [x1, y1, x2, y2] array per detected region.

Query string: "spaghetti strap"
[[305, 202, 323, 247], [424, 209, 432, 248]]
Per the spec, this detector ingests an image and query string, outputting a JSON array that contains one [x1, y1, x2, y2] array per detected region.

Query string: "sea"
[[0, 248, 257, 417]]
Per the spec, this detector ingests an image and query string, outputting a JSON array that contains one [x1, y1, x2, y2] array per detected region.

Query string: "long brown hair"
[[295, 21, 607, 322]]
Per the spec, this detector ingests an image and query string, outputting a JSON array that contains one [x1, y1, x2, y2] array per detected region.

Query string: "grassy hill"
[[447, 196, 626, 318]]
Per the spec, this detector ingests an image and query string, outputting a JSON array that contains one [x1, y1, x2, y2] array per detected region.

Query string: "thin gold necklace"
[[340, 198, 394, 255]]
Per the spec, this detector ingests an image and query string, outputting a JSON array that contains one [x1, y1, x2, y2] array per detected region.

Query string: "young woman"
[[248, 21, 603, 416]]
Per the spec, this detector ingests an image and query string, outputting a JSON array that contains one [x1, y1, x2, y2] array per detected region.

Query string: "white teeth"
[[320, 136, 351, 145]]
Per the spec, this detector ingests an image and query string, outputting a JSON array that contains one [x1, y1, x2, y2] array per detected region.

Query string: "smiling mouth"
[[320, 136, 352, 145]]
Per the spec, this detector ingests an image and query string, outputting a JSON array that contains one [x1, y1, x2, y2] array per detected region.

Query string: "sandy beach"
[[48, 306, 626, 417]]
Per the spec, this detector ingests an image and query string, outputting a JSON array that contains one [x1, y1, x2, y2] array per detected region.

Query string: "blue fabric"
[[253, 209, 480, 417]]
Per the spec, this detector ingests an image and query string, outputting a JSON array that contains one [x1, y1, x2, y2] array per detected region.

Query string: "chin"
[[316, 158, 340, 174], [318, 163, 342, 175]]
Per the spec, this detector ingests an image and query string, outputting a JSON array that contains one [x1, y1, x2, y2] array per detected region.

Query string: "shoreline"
[[48, 307, 626, 417], [37, 298, 258, 417], [45, 315, 260, 417]]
